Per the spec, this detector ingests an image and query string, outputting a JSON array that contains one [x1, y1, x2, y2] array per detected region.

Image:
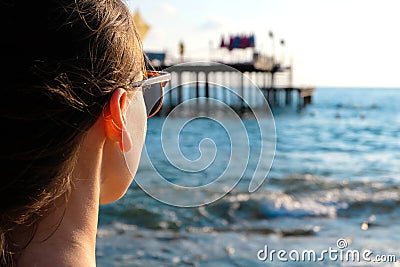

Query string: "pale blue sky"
[[127, 0, 400, 88]]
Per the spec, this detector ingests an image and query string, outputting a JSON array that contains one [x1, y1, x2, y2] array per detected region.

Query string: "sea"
[[96, 87, 400, 266]]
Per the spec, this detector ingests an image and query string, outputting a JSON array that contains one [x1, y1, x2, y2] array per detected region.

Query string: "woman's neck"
[[16, 132, 104, 267]]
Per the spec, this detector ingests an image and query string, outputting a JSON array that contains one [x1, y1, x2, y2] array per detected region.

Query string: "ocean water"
[[96, 88, 400, 266]]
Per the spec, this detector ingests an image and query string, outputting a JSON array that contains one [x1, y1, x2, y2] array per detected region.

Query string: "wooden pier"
[[153, 60, 314, 116]]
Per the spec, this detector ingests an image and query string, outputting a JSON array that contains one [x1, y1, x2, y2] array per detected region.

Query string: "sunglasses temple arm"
[[141, 73, 171, 87]]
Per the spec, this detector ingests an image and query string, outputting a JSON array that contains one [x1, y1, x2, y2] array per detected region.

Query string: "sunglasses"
[[132, 70, 171, 118]]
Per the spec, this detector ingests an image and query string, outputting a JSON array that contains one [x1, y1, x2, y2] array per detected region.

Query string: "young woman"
[[0, 0, 169, 266]]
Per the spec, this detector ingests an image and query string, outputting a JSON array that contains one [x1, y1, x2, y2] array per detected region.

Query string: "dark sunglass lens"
[[143, 84, 163, 117]]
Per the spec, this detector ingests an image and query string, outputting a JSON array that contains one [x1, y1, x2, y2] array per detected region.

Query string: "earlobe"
[[103, 88, 132, 152]]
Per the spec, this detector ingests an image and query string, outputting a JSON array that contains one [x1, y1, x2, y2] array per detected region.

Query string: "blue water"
[[96, 88, 400, 266]]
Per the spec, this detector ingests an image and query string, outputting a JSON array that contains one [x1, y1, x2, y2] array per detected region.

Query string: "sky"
[[126, 0, 400, 88]]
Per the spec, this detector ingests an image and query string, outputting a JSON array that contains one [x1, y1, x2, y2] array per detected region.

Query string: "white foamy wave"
[[259, 192, 339, 218]]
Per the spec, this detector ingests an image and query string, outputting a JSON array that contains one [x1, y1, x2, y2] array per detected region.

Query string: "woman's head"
[[0, 0, 145, 263]]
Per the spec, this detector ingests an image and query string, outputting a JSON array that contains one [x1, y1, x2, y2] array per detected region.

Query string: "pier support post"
[[196, 72, 199, 99], [270, 72, 276, 106], [168, 78, 173, 112], [240, 73, 244, 111], [304, 95, 312, 106], [177, 72, 182, 105], [273, 89, 278, 106], [297, 89, 303, 109], [285, 88, 292, 105], [205, 72, 209, 98]]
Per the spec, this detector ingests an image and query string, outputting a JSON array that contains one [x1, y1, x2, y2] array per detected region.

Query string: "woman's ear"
[[103, 88, 132, 152]]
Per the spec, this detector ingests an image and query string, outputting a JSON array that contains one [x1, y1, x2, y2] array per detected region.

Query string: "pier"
[[146, 52, 314, 116]]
